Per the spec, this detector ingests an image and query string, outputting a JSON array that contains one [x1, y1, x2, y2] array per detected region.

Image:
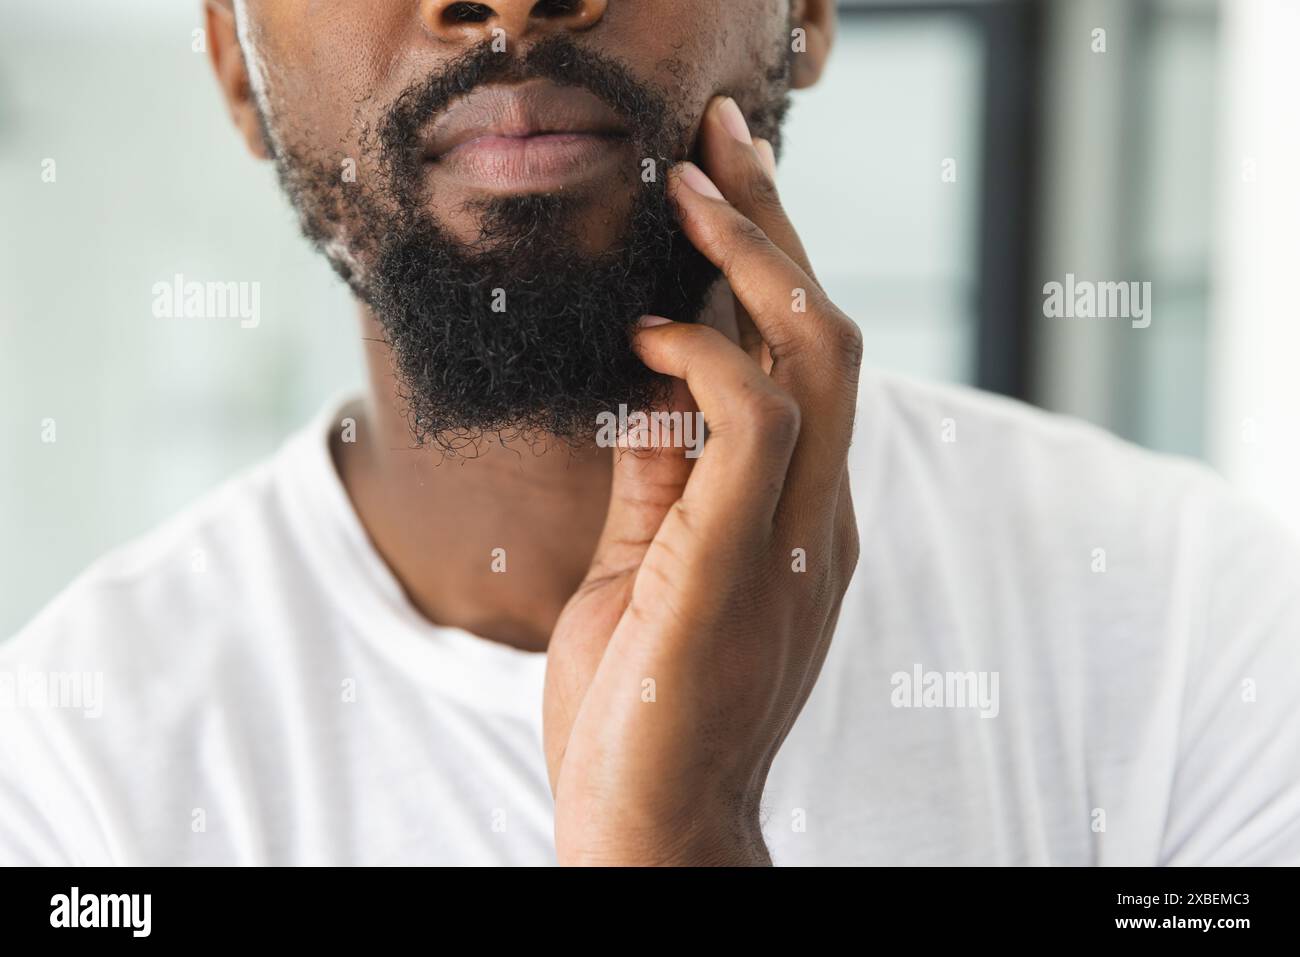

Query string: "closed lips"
[[424, 80, 629, 161]]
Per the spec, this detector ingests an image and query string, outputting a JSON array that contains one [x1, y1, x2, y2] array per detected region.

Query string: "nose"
[[420, 0, 607, 44]]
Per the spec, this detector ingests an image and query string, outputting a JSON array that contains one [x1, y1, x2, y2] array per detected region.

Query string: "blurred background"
[[2, 0, 1297, 637]]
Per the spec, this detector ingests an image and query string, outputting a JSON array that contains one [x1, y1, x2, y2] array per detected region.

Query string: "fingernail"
[[755, 138, 778, 180], [718, 97, 752, 145], [638, 315, 674, 328], [674, 162, 725, 200]]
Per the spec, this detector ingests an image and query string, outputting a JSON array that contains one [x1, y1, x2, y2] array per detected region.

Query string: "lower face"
[[238, 0, 795, 449]]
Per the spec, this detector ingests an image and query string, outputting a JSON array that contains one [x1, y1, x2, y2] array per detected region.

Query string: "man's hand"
[[543, 96, 863, 866]]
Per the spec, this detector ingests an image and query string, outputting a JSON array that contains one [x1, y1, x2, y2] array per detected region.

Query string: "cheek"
[[608, 0, 787, 146], [254, 1, 422, 157]]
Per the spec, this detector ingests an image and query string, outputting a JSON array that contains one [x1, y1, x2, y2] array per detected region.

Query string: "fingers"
[[588, 376, 697, 581], [695, 96, 817, 284], [754, 138, 777, 181], [733, 299, 771, 372], [669, 159, 862, 462], [632, 318, 799, 532], [670, 162, 827, 368], [671, 96, 864, 499], [669, 119, 861, 393], [549, 378, 701, 778]]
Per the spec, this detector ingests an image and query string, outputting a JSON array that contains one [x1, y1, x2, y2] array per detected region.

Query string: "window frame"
[[836, 0, 1044, 399]]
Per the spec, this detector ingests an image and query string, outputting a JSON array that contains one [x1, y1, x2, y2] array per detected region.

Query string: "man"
[[1, 0, 1297, 866]]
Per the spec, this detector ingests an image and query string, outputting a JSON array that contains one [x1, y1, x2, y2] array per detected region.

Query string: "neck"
[[332, 307, 610, 652], [334, 288, 734, 652]]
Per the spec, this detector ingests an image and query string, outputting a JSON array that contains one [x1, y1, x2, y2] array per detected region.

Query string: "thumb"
[[590, 373, 699, 582], [543, 336, 699, 787]]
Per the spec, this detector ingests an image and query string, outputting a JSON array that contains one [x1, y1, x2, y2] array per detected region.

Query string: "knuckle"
[[836, 318, 865, 370], [727, 215, 772, 254], [806, 312, 857, 374], [741, 389, 801, 445], [743, 173, 785, 221], [765, 332, 804, 364]]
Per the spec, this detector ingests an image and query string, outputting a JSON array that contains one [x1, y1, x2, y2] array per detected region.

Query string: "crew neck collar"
[[276, 394, 548, 721]]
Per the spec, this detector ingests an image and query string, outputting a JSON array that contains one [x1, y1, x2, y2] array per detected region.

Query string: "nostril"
[[444, 2, 494, 24], [531, 0, 582, 18], [425, 0, 602, 36]]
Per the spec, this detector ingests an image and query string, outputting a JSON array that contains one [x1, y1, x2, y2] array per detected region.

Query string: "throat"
[[330, 389, 611, 653]]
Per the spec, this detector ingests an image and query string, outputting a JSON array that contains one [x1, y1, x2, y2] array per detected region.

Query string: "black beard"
[[264, 34, 790, 453]]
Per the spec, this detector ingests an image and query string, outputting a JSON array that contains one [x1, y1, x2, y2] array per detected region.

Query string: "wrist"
[[557, 806, 770, 867]]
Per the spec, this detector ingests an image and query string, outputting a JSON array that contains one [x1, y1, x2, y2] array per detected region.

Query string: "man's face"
[[223, 0, 813, 449]]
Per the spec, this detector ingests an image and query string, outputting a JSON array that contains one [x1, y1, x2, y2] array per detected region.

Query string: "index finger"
[[696, 96, 818, 286], [668, 162, 863, 428]]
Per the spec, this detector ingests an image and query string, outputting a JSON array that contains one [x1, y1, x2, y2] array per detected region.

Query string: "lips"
[[422, 79, 631, 190]]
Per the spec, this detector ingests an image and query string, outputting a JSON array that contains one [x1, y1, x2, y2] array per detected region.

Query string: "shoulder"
[[5, 452, 291, 658], [854, 369, 1248, 535], [851, 369, 1300, 600], [864, 369, 1206, 480], [0, 442, 309, 864], [848, 372, 1300, 863]]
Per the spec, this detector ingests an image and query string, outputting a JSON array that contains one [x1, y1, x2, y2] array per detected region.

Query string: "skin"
[[205, 0, 857, 866]]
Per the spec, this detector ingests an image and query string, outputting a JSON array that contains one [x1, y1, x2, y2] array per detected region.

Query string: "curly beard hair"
[[258, 33, 791, 454]]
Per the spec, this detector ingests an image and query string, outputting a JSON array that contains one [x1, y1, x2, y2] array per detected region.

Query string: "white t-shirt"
[[3, 370, 1298, 866]]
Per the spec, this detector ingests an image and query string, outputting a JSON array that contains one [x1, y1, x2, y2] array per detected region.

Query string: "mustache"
[[378, 35, 680, 185]]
